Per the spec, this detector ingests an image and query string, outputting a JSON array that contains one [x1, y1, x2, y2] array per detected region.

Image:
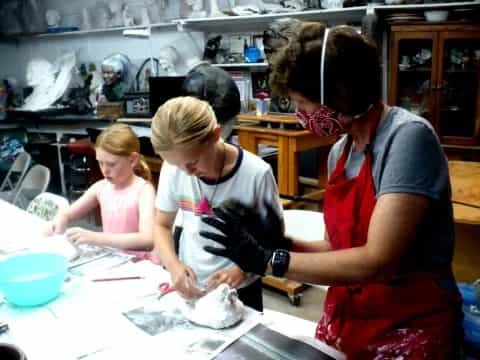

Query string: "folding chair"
[[27, 192, 69, 221], [12, 164, 51, 209], [0, 151, 32, 203]]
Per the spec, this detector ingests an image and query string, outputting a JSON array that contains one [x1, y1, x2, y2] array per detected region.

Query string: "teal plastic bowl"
[[0, 252, 68, 307]]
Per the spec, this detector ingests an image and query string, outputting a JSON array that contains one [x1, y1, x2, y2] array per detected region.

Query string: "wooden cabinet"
[[389, 23, 480, 146]]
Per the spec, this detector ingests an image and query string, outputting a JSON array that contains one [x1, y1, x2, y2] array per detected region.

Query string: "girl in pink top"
[[45, 124, 156, 260]]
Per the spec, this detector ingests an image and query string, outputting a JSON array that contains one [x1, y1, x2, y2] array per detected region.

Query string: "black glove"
[[200, 207, 273, 276], [213, 199, 292, 251]]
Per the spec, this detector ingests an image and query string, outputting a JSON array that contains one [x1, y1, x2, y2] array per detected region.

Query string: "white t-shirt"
[[155, 147, 282, 288]]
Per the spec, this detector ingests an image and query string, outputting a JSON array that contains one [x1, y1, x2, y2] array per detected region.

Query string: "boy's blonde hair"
[[151, 96, 217, 153], [95, 123, 152, 182]]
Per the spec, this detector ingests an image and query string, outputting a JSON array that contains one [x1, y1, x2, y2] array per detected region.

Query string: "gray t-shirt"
[[327, 107, 454, 271]]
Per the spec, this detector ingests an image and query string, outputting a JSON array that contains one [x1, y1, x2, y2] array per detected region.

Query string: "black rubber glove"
[[200, 207, 273, 276], [212, 199, 292, 251]]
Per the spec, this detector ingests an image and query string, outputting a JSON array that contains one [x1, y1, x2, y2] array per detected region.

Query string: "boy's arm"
[[153, 208, 178, 270]]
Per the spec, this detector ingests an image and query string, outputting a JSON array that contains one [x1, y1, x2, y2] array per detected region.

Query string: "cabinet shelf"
[[389, 21, 480, 146], [399, 67, 431, 72], [444, 68, 479, 74], [212, 63, 268, 68]]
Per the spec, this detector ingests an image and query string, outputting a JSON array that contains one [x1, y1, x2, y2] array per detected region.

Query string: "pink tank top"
[[97, 176, 146, 234], [96, 176, 160, 264]]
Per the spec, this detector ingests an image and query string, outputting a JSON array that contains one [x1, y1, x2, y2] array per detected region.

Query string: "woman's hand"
[[169, 262, 205, 299], [65, 227, 100, 246], [205, 266, 246, 292], [212, 199, 291, 250]]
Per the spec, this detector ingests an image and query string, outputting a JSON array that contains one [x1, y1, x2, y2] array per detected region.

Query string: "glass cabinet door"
[[438, 33, 480, 145], [390, 33, 437, 122]]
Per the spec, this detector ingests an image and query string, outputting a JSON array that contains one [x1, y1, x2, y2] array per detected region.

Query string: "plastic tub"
[[424, 10, 449, 22], [463, 305, 480, 355], [0, 252, 68, 307]]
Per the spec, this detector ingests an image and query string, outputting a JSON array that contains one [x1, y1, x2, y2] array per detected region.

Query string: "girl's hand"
[[169, 262, 205, 299], [43, 221, 58, 236], [44, 214, 69, 236], [65, 227, 100, 246], [205, 266, 246, 292]]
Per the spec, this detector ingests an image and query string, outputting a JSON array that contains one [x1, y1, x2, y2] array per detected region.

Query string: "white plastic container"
[[424, 10, 449, 22]]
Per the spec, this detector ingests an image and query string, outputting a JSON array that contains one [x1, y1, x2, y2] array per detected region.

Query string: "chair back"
[[27, 192, 69, 221], [283, 209, 325, 241], [13, 164, 51, 209], [283, 209, 328, 290], [0, 152, 32, 195]]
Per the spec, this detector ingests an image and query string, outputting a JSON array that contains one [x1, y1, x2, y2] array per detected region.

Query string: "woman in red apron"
[[201, 23, 462, 358]]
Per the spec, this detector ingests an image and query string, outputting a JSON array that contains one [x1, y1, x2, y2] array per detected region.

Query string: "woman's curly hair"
[[269, 22, 381, 116]]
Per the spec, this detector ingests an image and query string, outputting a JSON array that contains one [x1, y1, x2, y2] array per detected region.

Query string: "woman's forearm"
[[291, 239, 331, 253]]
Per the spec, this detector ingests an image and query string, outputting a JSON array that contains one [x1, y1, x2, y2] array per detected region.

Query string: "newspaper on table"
[[215, 323, 336, 360]]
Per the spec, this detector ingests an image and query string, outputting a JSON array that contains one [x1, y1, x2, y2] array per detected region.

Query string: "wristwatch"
[[270, 249, 290, 277]]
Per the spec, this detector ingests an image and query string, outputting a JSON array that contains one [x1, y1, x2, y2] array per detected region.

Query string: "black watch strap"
[[271, 249, 290, 277]]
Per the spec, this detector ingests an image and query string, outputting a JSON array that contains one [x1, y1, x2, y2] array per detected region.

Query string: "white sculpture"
[[20, 52, 76, 111], [122, 4, 135, 26], [144, 0, 163, 23], [158, 46, 182, 76], [139, 7, 151, 25], [108, 0, 124, 27], [81, 8, 92, 30], [231, 0, 304, 14], [45, 9, 61, 28], [182, 284, 245, 329], [95, 6, 110, 29], [186, 0, 207, 18], [208, 0, 225, 17]]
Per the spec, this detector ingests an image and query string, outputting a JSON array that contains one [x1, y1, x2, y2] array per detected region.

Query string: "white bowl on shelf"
[[424, 10, 449, 22]]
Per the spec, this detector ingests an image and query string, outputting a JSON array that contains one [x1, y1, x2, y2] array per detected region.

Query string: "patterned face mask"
[[294, 28, 370, 136], [296, 105, 354, 136]]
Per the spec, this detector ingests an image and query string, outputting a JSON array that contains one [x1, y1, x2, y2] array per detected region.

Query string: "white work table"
[[0, 199, 344, 359]]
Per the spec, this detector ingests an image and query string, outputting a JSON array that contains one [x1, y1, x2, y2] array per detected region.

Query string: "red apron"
[[316, 107, 461, 359]]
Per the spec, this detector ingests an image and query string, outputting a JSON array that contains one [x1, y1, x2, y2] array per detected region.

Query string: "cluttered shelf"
[[175, 6, 367, 32], [1, 2, 479, 41]]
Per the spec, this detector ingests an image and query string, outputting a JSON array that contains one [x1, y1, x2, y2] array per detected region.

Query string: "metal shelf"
[[174, 7, 367, 33], [7, 22, 177, 40]]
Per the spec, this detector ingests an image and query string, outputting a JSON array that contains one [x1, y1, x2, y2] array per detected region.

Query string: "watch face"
[[271, 249, 290, 278]]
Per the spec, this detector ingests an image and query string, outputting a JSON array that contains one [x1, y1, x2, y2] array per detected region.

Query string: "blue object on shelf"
[[0, 252, 68, 307], [459, 282, 478, 306], [463, 305, 480, 352], [244, 46, 261, 63], [47, 27, 80, 33]]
